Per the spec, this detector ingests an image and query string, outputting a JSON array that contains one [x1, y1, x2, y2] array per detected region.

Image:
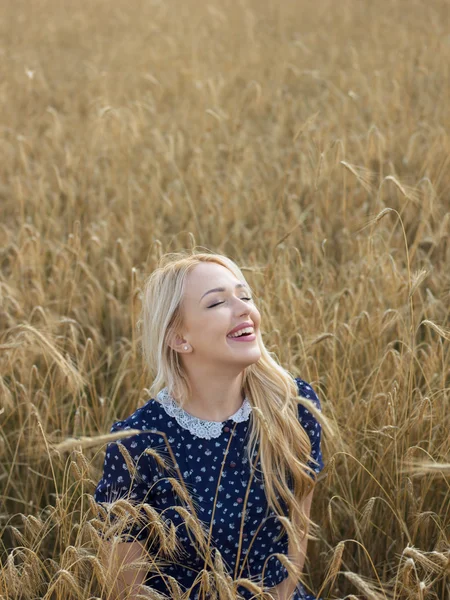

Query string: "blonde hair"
[[138, 249, 327, 551]]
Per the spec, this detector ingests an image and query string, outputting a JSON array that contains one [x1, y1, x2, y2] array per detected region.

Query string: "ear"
[[167, 330, 188, 353]]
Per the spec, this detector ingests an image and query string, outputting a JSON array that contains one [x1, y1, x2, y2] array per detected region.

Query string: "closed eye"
[[208, 297, 253, 308]]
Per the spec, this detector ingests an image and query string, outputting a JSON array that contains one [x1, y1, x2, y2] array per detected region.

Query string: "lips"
[[227, 321, 254, 336], [226, 331, 256, 343]]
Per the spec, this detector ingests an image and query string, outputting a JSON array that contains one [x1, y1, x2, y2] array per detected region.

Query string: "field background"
[[0, 0, 449, 598]]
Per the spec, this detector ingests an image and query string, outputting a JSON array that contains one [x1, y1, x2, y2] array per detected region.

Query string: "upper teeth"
[[227, 327, 254, 338]]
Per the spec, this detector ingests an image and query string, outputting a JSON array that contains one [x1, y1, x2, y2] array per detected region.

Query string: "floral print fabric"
[[94, 377, 324, 599]]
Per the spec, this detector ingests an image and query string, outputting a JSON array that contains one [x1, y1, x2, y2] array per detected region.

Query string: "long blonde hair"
[[138, 249, 327, 551]]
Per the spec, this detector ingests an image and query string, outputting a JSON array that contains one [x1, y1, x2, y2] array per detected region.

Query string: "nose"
[[237, 300, 251, 317]]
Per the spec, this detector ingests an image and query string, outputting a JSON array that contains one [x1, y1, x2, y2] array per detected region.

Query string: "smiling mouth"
[[226, 330, 257, 342], [227, 326, 255, 338]]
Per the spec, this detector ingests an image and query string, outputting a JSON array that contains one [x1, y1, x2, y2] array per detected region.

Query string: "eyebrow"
[[200, 283, 249, 302]]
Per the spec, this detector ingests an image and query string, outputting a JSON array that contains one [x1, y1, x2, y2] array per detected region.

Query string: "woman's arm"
[[100, 539, 149, 600], [267, 489, 314, 600]]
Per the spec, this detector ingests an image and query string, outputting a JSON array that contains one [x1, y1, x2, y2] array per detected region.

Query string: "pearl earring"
[[184, 345, 189, 350]]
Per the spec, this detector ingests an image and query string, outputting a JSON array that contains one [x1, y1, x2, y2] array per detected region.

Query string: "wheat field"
[[0, 0, 449, 598]]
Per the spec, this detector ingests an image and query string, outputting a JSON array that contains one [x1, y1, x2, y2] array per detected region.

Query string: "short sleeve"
[[93, 421, 154, 542], [295, 377, 325, 480]]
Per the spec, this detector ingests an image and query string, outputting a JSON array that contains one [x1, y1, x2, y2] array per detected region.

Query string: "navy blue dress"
[[94, 377, 324, 599]]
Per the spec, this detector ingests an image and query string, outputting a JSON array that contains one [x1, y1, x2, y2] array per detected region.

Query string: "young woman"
[[94, 251, 326, 600]]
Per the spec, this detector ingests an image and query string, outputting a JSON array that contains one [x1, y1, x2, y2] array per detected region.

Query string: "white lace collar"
[[156, 387, 252, 439]]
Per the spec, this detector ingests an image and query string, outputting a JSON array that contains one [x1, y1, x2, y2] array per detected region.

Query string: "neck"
[[175, 371, 246, 422]]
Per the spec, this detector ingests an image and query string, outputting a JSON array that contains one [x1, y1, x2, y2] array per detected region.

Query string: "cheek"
[[251, 307, 261, 325], [196, 313, 230, 339]]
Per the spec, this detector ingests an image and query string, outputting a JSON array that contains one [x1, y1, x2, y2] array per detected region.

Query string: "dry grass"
[[0, 0, 449, 598]]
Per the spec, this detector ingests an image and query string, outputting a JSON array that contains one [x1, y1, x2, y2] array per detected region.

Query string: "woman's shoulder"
[[293, 376, 323, 432], [107, 398, 165, 438], [293, 376, 325, 476], [294, 376, 322, 410]]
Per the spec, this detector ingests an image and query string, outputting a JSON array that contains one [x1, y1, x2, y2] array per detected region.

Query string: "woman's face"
[[174, 262, 262, 369]]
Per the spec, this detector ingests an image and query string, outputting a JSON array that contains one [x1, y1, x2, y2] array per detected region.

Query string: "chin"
[[244, 351, 262, 366]]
